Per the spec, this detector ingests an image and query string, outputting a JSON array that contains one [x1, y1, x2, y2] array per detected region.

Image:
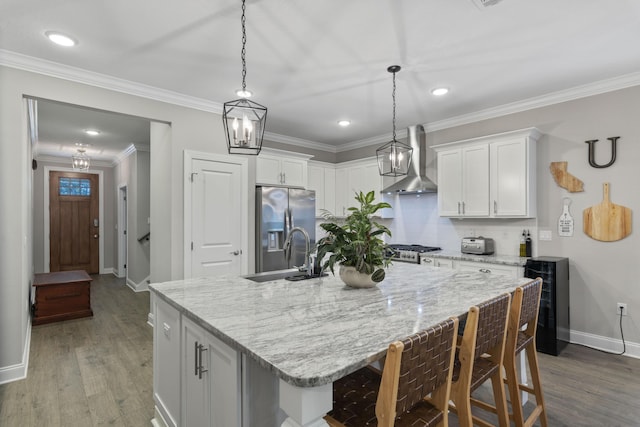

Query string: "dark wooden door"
[[50, 171, 99, 273]]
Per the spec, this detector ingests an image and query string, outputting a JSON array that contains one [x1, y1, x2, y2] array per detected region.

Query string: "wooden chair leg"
[[525, 345, 548, 427], [489, 370, 510, 427], [504, 353, 525, 426]]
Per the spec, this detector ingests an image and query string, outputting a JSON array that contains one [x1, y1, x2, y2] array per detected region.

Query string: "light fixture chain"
[[392, 70, 397, 141], [240, 0, 247, 92]]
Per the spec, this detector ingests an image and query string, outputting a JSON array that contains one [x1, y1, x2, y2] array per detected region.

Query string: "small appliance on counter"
[[386, 244, 441, 264], [461, 237, 495, 255]]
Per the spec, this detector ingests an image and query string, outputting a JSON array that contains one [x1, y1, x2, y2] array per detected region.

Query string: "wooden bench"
[[33, 270, 93, 325]]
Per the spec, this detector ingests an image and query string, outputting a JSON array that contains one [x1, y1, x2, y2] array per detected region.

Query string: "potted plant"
[[316, 190, 392, 288]]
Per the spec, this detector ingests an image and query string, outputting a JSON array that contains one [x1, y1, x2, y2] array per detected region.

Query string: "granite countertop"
[[149, 264, 531, 388], [422, 250, 529, 267]]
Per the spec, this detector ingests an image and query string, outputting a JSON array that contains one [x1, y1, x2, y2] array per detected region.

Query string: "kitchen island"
[[149, 263, 532, 427]]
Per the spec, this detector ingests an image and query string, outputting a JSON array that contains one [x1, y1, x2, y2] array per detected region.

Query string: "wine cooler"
[[524, 257, 570, 356]]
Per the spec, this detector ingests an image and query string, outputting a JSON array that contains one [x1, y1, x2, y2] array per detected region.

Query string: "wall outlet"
[[539, 230, 552, 241], [617, 302, 628, 316]]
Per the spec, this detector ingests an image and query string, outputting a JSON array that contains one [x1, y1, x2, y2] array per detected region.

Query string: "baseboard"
[[126, 275, 150, 292], [101, 267, 115, 275], [0, 316, 32, 385], [151, 406, 171, 427], [570, 329, 640, 359]]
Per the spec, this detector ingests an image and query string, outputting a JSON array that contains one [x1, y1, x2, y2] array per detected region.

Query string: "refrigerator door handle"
[[289, 207, 294, 229]]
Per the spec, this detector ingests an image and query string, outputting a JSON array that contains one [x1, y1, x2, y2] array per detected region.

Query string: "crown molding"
[[423, 71, 640, 132], [4, 49, 640, 155], [35, 154, 112, 168], [264, 131, 337, 153]]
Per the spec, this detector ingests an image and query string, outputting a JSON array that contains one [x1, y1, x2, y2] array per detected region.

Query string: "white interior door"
[[189, 156, 245, 278]]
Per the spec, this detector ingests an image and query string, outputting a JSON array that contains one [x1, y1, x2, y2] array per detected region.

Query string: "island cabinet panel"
[[182, 316, 242, 427], [153, 296, 181, 427]]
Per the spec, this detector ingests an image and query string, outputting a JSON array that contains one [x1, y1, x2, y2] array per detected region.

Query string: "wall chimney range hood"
[[381, 125, 437, 194]]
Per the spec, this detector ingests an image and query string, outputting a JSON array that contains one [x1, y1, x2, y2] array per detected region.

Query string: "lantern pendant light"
[[223, 0, 267, 155], [376, 65, 413, 176], [72, 147, 90, 170]]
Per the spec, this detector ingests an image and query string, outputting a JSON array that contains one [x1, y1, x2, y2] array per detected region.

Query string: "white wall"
[[0, 65, 256, 381]]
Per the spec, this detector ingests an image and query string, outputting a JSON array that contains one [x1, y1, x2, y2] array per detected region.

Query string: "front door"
[[49, 171, 100, 273], [190, 158, 244, 277]]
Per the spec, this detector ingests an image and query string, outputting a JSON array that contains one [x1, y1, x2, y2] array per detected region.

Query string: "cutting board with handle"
[[583, 182, 632, 241]]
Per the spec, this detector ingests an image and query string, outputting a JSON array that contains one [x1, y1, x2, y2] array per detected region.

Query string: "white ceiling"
[[2, 0, 640, 161]]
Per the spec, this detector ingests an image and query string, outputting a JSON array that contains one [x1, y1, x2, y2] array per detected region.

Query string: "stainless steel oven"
[[386, 244, 441, 264]]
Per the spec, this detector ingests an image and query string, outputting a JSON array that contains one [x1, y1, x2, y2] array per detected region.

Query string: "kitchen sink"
[[243, 269, 328, 283]]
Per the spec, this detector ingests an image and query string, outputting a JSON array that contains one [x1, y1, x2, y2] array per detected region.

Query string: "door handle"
[[93, 234, 99, 239], [229, 250, 242, 255], [479, 268, 491, 273]]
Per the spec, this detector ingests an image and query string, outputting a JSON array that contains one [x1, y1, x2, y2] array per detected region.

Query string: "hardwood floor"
[[0, 274, 153, 427], [1, 274, 639, 426]]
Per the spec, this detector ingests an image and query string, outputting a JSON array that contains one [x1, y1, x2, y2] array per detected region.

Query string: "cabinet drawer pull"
[[198, 344, 208, 379], [479, 268, 491, 273], [194, 341, 199, 376], [423, 259, 433, 264], [462, 201, 465, 214], [457, 202, 461, 215]]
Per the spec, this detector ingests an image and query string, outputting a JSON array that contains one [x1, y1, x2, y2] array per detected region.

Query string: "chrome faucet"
[[283, 226, 311, 276]]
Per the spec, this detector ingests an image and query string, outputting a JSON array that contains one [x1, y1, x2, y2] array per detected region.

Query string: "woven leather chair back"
[[519, 278, 543, 328], [474, 293, 511, 357], [395, 318, 457, 416]]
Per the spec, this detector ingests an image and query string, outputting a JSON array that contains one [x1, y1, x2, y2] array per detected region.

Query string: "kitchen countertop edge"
[[421, 251, 529, 266]]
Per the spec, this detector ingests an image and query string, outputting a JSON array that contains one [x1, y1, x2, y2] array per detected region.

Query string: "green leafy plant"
[[316, 191, 392, 282]]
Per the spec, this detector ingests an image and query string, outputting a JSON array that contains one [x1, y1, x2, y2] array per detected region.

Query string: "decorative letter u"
[[585, 137, 619, 168]]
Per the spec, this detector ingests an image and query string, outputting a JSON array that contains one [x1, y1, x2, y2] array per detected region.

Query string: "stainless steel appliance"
[[387, 244, 441, 264], [256, 186, 316, 273], [461, 237, 495, 255]]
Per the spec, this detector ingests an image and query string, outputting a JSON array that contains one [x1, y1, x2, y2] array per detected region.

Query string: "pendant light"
[[376, 65, 413, 176], [223, 0, 267, 155], [72, 147, 90, 170]]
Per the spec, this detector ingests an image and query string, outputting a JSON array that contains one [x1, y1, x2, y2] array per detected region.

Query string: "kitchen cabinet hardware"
[[494, 200, 497, 214], [462, 201, 465, 214], [423, 258, 433, 264], [194, 341, 199, 376], [229, 250, 241, 255], [458, 202, 461, 215], [198, 343, 208, 379]]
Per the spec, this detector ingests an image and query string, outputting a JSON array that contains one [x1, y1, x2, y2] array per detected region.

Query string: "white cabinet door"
[[153, 297, 181, 427], [437, 149, 463, 217], [308, 163, 336, 216], [456, 261, 522, 279], [461, 145, 490, 216], [437, 146, 489, 217], [334, 168, 349, 217], [256, 155, 282, 185], [182, 316, 210, 427], [182, 316, 242, 427], [420, 257, 454, 268], [257, 152, 308, 187], [281, 158, 307, 187], [490, 138, 534, 217], [434, 128, 539, 218]]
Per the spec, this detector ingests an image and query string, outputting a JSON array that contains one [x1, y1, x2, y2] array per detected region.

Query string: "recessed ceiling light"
[[337, 120, 351, 127], [235, 89, 253, 98], [45, 31, 77, 47], [431, 87, 449, 96], [85, 129, 100, 136]]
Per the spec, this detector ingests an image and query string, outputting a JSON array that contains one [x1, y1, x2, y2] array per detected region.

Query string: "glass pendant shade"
[[72, 149, 90, 170], [223, 98, 267, 155], [376, 139, 413, 177]]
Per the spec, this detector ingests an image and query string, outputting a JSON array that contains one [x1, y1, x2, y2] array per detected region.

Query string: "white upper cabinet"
[[433, 128, 540, 218], [333, 158, 393, 218], [307, 161, 336, 217], [256, 148, 311, 188]]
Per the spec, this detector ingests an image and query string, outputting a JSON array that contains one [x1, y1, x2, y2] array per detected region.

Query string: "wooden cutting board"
[[583, 183, 632, 241]]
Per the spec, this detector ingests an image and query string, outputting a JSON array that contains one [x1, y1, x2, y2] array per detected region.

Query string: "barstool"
[[325, 317, 459, 427], [449, 292, 512, 427]]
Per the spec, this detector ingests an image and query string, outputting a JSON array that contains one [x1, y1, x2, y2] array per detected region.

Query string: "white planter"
[[339, 265, 378, 288]]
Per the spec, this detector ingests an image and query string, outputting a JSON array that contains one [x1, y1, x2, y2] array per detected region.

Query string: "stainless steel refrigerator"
[[255, 186, 316, 273]]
